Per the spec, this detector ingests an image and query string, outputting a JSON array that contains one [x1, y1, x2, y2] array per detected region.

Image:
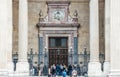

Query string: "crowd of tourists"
[[48, 64, 78, 77], [30, 63, 88, 77]]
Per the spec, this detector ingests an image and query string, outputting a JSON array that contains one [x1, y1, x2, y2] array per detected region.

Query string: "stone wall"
[[13, 1, 18, 54]]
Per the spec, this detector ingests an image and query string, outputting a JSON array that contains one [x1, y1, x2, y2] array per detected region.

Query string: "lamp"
[[57, 48, 60, 55], [29, 48, 33, 71], [84, 47, 87, 56], [12, 52, 18, 71], [70, 47, 73, 65], [44, 47, 48, 67], [44, 47, 47, 57], [70, 47, 73, 57]]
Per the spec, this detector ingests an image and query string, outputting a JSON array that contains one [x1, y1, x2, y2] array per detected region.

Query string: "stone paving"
[[9, 76, 106, 77]]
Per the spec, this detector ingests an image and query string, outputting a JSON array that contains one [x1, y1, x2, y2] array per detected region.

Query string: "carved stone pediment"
[[36, 1, 80, 38], [37, 1, 80, 27]]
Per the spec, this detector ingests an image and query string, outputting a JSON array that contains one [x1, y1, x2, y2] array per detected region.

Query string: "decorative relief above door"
[[47, 1, 70, 22]]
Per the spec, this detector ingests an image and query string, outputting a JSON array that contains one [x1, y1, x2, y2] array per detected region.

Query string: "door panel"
[[49, 37, 68, 67]]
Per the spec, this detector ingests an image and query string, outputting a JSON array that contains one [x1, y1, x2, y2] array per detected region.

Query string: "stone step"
[[9, 76, 85, 77], [8, 76, 106, 77]]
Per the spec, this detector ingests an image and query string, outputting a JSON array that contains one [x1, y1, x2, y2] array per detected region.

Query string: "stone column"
[[109, 0, 120, 77], [88, 0, 102, 76], [103, 0, 110, 76], [16, 0, 29, 75], [74, 37, 78, 64], [39, 37, 43, 64], [7, 0, 14, 76], [0, 0, 9, 76], [0, 0, 13, 76]]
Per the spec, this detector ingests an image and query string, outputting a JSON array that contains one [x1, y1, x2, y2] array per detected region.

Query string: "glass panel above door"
[[49, 37, 68, 48]]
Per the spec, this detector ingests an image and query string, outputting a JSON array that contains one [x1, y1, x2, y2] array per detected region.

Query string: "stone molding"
[[37, 22, 80, 27]]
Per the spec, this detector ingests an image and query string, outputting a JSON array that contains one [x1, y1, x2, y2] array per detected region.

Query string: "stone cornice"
[[36, 22, 80, 28], [13, 0, 89, 3], [13, 0, 104, 3], [46, 1, 71, 5], [28, 0, 89, 3]]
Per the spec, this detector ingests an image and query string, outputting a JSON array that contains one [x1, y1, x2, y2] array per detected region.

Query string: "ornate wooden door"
[[49, 37, 68, 67]]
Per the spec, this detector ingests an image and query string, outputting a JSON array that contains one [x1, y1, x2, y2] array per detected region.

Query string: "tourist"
[[60, 64, 63, 75], [62, 70, 67, 77], [76, 64, 81, 76], [38, 62, 44, 76], [82, 65, 87, 76], [43, 65, 48, 75], [51, 64, 56, 77], [56, 64, 60, 75], [68, 64, 73, 76], [72, 66, 77, 77], [48, 67, 51, 77]]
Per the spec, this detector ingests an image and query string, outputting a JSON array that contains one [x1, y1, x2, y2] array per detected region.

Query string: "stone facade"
[[12, 0, 105, 65], [1, 0, 120, 77]]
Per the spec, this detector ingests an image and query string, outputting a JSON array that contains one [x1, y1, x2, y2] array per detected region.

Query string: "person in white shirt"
[[72, 69, 77, 77]]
